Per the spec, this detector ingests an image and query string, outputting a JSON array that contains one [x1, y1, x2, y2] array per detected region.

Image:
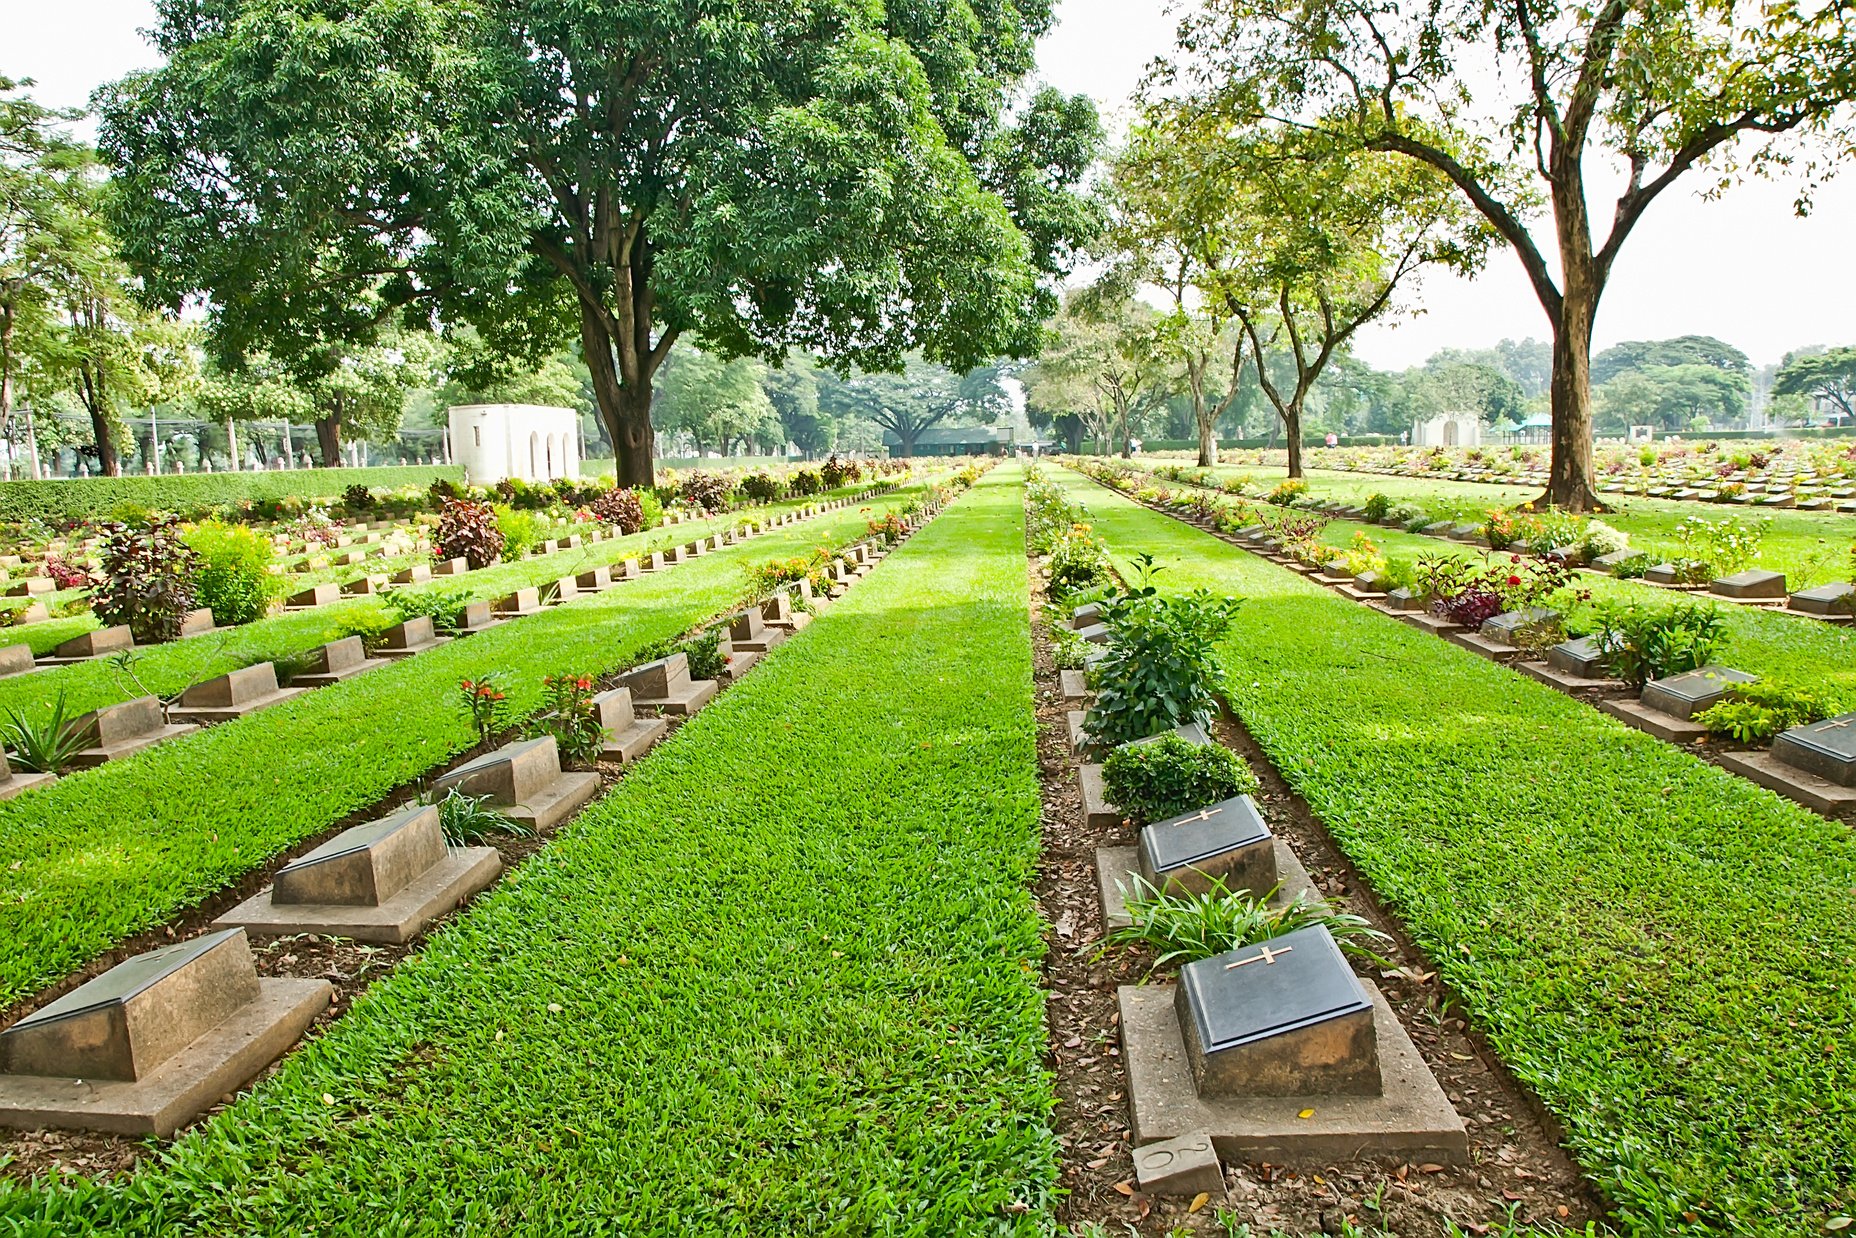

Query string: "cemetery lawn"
[[1303, 516, 1856, 707], [1, 467, 1055, 1234], [0, 484, 932, 1009], [1059, 467, 1856, 1237], [1189, 463, 1855, 586]]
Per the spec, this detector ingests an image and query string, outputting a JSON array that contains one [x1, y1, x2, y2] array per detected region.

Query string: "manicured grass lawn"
[[1057, 467, 1856, 1238], [1, 467, 1054, 1235], [0, 485, 930, 1009], [1177, 461, 1855, 587]]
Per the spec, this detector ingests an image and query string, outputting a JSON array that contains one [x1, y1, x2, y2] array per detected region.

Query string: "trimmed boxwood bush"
[[183, 520, 280, 626], [1101, 733, 1258, 824]]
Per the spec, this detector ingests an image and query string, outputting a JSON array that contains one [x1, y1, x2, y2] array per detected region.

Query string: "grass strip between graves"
[[0, 483, 936, 1009], [2, 465, 1054, 1236], [1057, 466, 1856, 1238]]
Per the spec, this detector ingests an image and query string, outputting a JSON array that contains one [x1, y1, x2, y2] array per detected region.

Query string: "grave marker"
[[618, 652, 718, 716], [41, 625, 134, 665], [284, 583, 340, 610], [1708, 569, 1787, 601], [432, 735, 600, 830], [172, 662, 310, 723], [592, 686, 669, 763], [491, 588, 543, 618], [70, 696, 198, 767], [290, 636, 386, 688], [376, 615, 450, 659], [1138, 795, 1276, 898]]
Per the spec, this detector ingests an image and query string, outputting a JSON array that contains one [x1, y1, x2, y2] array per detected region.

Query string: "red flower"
[[1507, 575, 1523, 587]]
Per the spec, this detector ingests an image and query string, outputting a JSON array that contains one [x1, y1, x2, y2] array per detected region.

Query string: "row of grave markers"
[[0, 494, 945, 1139], [1139, 496, 1856, 822], [0, 488, 913, 805], [1050, 604, 1468, 1197]]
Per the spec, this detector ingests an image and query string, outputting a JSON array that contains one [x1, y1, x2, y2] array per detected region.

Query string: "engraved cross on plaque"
[[1823, 719, 1851, 729], [1167, 805, 1225, 827], [1225, 942, 1293, 970]]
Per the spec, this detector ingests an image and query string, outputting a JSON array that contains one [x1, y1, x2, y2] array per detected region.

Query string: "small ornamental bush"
[[1047, 523, 1111, 600], [591, 486, 647, 535], [1696, 681, 1835, 744], [93, 517, 200, 644], [1361, 492, 1393, 523], [435, 498, 506, 569], [821, 456, 850, 489], [1594, 601, 1727, 689], [494, 505, 544, 562], [427, 786, 529, 845], [527, 672, 604, 766], [1101, 733, 1258, 825], [183, 519, 279, 626], [41, 554, 92, 591], [790, 468, 823, 496], [1266, 478, 1307, 506], [341, 483, 374, 515], [458, 675, 511, 747], [741, 472, 785, 503], [383, 586, 473, 633], [428, 476, 463, 503], [1084, 556, 1243, 747], [1111, 881, 1388, 969], [678, 471, 733, 513]]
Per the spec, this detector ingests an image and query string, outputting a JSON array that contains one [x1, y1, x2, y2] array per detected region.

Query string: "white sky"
[[8, 0, 1853, 372]]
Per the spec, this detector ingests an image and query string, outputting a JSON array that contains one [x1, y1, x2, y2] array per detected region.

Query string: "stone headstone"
[[1546, 635, 1609, 679], [592, 687, 668, 763], [1071, 603, 1103, 630], [761, 592, 799, 629], [1175, 924, 1380, 1097], [377, 615, 448, 659], [341, 575, 386, 597], [274, 804, 447, 906], [173, 663, 308, 723], [1479, 607, 1561, 646], [683, 540, 706, 557], [491, 588, 542, 617], [1382, 587, 1425, 613], [619, 652, 718, 716], [0, 642, 36, 679], [285, 583, 340, 609], [1137, 795, 1275, 898], [432, 735, 600, 829], [1589, 550, 1637, 574], [1640, 665, 1757, 720], [71, 696, 197, 766], [728, 608, 774, 653], [1709, 569, 1786, 600], [291, 636, 384, 688], [431, 557, 470, 576], [547, 576, 581, 605], [575, 565, 612, 592], [1642, 563, 1685, 586], [390, 565, 433, 586], [52, 625, 134, 661], [612, 559, 641, 581], [1788, 582, 1854, 617], [455, 600, 498, 635], [179, 608, 215, 638], [1772, 714, 1856, 787], [4, 578, 53, 597]]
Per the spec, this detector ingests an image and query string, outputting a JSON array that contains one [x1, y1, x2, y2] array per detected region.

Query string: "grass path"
[[0, 466, 1055, 1236], [1058, 466, 1856, 1238]]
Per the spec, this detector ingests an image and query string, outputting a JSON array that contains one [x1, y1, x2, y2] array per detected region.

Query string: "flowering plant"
[[528, 672, 603, 766], [458, 675, 510, 747]]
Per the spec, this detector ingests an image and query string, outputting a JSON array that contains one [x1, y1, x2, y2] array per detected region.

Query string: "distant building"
[[1411, 413, 1482, 448], [447, 404, 581, 485], [882, 425, 1015, 457]]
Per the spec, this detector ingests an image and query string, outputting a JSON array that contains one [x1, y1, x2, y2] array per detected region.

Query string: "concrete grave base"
[[0, 770, 56, 800], [1396, 613, 1463, 638], [0, 979, 330, 1137], [1060, 669, 1090, 703], [1096, 838, 1320, 932], [1597, 698, 1707, 743], [1716, 749, 1856, 819], [216, 847, 502, 944], [1445, 631, 1524, 664], [1517, 661, 1631, 698], [70, 723, 199, 768], [1118, 984, 1468, 1166], [723, 648, 763, 679], [601, 715, 668, 764], [292, 657, 388, 689], [502, 771, 601, 831], [172, 685, 310, 725], [634, 679, 718, 717], [1066, 710, 1088, 753], [1078, 764, 1120, 829], [1339, 584, 1387, 602]]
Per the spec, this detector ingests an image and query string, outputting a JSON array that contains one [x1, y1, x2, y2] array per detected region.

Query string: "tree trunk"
[[1543, 284, 1605, 512], [1187, 354, 1217, 468], [314, 414, 342, 467], [579, 309, 655, 489], [82, 367, 119, 477], [1283, 398, 1304, 479], [0, 308, 14, 482]]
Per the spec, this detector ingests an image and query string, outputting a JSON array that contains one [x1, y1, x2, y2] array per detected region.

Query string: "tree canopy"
[[100, 0, 1101, 487]]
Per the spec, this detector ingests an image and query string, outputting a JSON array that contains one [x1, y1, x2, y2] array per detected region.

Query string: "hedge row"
[[1059, 467, 1856, 1238], [0, 480, 936, 1008], [0, 466, 464, 525]]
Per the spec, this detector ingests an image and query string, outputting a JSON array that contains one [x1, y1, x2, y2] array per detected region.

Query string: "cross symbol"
[[1822, 719, 1851, 730], [1226, 943, 1293, 970], [1167, 805, 1225, 827]]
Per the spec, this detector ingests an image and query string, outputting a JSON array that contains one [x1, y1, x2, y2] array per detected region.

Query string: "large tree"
[[1598, 363, 1749, 432], [100, 0, 1099, 488], [654, 349, 781, 457], [818, 357, 969, 458], [1772, 347, 1856, 423], [1192, 121, 1491, 478], [1028, 290, 1176, 457], [1171, 0, 1856, 509]]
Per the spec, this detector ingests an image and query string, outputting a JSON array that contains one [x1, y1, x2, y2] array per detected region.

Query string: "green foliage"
[[0, 690, 87, 774], [525, 672, 603, 766], [1085, 556, 1243, 746], [92, 517, 200, 644], [457, 675, 511, 747], [1110, 880, 1388, 970], [426, 786, 530, 846], [494, 506, 544, 563], [1361, 492, 1392, 523], [434, 497, 505, 569], [0, 467, 459, 525], [1594, 602, 1728, 689], [1100, 734, 1258, 825], [1696, 682, 1836, 744], [382, 586, 472, 634], [1674, 514, 1767, 578], [183, 519, 278, 626]]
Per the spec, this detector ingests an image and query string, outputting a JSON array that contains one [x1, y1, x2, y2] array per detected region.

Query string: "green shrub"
[[434, 497, 506, 569], [1594, 601, 1727, 689], [1100, 733, 1258, 824], [426, 786, 530, 845], [591, 487, 647, 534], [495, 506, 545, 562], [93, 517, 201, 644], [1110, 880, 1388, 969], [382, 586, 473, 634], [1696, 681, 1836, 744], [183, 520, 279, 626], [1, 690, 88, 774], [1362, 492, 1392, 523], [1084, 556, 1242, 747], [525, 672, 603, 766], [0, 466, 459, 525]]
